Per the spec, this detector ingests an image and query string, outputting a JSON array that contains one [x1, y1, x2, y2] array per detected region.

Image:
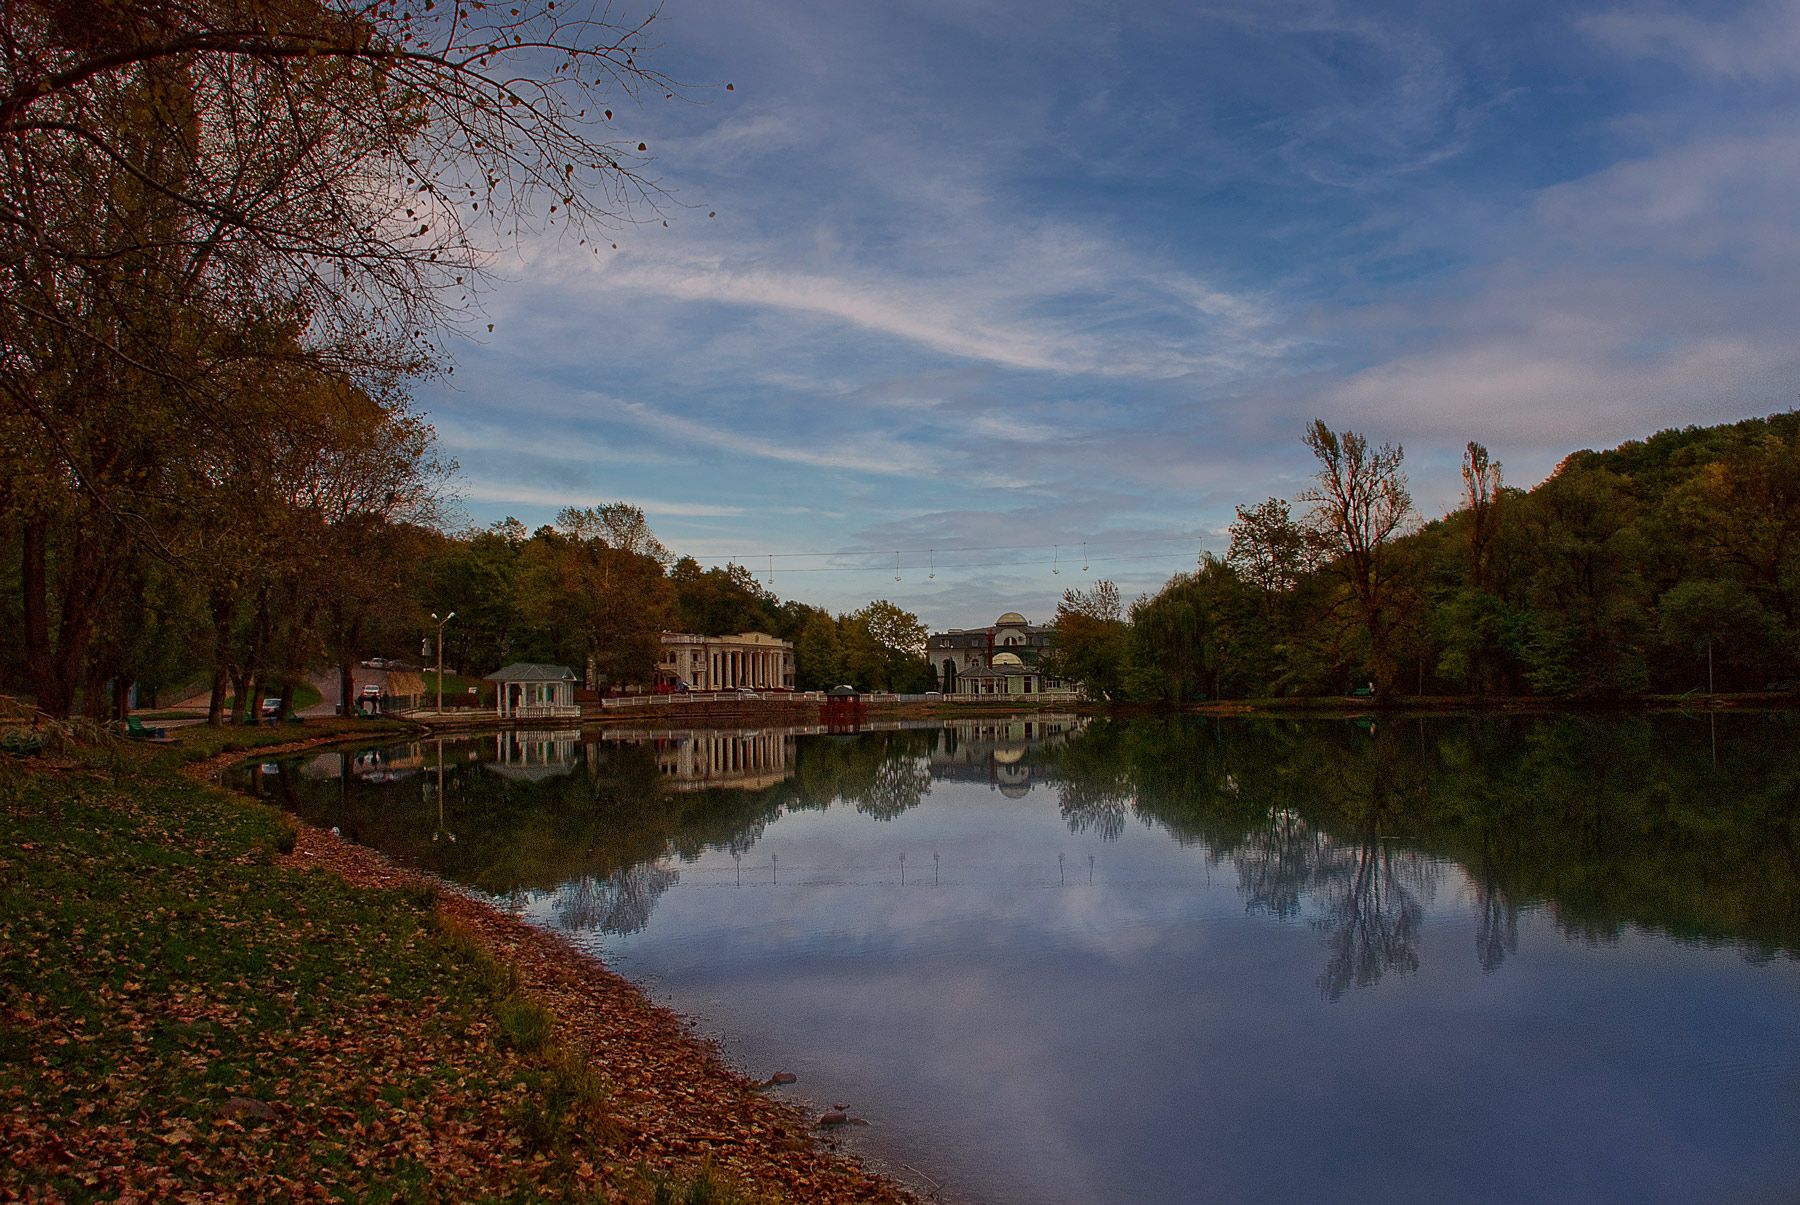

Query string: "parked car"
[[260, 697, 282, 722], [733, 687, 759, 698], [362, 657, 389, 669]]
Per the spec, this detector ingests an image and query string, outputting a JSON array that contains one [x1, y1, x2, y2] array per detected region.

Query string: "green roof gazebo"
[[484, 663, 579, 720]]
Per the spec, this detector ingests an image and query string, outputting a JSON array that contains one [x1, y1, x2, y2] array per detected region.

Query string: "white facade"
[[658, 632, 795, 691]]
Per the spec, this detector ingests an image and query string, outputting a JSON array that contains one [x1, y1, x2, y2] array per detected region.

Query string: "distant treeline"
[[8, 410, 1795, 720], [1046, 412, 1800, 701], [0, 488, 936, 721]]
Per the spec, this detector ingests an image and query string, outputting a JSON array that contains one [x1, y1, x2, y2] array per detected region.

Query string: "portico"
[[658, 632, 796, 692]]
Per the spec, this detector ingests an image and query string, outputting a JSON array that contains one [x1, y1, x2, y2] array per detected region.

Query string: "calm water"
[[242, 713, 1800, 1204]]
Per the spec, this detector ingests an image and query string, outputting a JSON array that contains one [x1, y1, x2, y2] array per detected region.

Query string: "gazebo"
[[484, 663, 580, 720]]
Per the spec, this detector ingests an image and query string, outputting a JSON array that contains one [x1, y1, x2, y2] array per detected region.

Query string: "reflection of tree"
[[1473, 875, 1519, 973], [1303, 725, 1438, 998], [1050, 720, 1137, 840], [1467, 835, 1520, 973], [553, 864, 680, 936], [1313, 837, 1431, 1000], [1231, 809, 1325, 920], [852, 756, 932, 821]]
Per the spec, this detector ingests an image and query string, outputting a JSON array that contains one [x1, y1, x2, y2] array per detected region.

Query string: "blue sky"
[[425, 0, 1800, 630]]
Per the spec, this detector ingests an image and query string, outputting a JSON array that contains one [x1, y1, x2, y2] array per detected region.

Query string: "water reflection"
[[248, 713, 1800, 970], [243, 712, 1800, 1204]]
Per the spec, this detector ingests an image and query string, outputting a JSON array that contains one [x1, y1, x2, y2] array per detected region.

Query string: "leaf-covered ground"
[[0, 729, 913, 1202]]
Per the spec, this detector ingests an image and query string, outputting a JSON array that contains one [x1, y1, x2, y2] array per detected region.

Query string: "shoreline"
[[196, 727, 921, 1203], [1, 721, 918, 1202], [284, 822, 918, 1202]]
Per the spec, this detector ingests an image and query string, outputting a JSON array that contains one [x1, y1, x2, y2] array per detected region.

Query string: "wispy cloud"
[[1581, 1, 1800, 81], [453, 479, 748, 518]]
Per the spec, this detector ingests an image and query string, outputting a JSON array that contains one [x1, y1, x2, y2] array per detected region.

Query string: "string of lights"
[[736, 549, 1205, 576], [678, 533, 1213, 579], [681, 532, 1205, 561]]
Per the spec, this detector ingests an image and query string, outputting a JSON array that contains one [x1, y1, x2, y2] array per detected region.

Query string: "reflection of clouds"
[[552, 863, 681, 936]]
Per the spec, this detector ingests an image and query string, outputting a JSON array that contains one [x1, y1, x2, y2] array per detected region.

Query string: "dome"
[[992, 651, 1025, 667], [996, 611, 1028, 627]]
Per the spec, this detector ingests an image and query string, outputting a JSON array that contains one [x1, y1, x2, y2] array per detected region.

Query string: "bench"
[[124, 716, 175, 744]]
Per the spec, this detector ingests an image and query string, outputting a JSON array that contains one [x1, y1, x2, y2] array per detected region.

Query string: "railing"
[[596, 691, 821, 709], [514, 702, 581, 719]]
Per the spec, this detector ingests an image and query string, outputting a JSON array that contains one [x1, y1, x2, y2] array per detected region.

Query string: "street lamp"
[[430, 611, 456, 713]]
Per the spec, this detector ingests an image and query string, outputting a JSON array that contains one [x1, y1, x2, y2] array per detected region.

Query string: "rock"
[[817, 1110, 872, 1128], [769, 1071, 797, 1085], [219, 1096, 278, 1124]]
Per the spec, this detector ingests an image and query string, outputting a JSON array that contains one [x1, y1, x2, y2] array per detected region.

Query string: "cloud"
[[1581, 1, 1800, 81], [602, 395, 939, 476], [452, 479, 748, 518]]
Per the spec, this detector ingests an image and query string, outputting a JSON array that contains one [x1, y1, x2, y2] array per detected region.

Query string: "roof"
[[996, 611, 1029, 626], [483, 662, 577, 682]]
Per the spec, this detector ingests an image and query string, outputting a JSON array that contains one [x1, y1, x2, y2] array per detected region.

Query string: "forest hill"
[[1044, 411, 1800, 703]]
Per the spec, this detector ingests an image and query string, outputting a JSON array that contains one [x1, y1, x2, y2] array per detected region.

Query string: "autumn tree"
[[1461, 441, 1503, 591], [519, 506, 674, 690], [840, 600, 930, 692], [1046, 580, 1131, 700], [1300, 421, 1415, 696], [0, 0, 687, 714], [1227, 497, 1308, 603]]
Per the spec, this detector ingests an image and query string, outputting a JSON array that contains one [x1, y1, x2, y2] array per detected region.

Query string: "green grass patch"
[[221, 682, 324, 714], [422, 671, 491, 706], [151, 716, 414, 765], [0, 730, 629, 1199]]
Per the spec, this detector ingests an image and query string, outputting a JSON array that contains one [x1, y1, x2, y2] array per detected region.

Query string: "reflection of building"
[[648, 730, 794, 791], [485, 663, 580, 719], [657, 632, 795, 692], [486, 729, 581, 780], [348, 745, 425, 782], [928, 715, 1085, 796], [927, 612, 1077, 699]]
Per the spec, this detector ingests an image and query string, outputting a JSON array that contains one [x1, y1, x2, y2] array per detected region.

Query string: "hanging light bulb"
[[1052, 544, 1060, 575], [1083, 542, 1089, 573], [928, 549, 935, 580]]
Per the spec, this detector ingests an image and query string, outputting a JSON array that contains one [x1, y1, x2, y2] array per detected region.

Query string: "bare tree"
[[1300, 420, 1414, 695], [1461, 441, 1503, 591]]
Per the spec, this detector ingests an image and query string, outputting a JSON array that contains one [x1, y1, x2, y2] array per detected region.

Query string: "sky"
[[423, 0, 1800, 631]]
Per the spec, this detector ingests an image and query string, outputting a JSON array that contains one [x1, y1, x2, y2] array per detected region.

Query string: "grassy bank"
[[0, 722, 909, 1202]]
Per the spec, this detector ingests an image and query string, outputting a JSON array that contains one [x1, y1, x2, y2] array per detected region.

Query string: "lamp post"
[[431, 611, 456, 713]]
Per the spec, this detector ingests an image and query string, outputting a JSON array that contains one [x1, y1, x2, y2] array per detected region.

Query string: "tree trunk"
[[20, 518, 62, 715]]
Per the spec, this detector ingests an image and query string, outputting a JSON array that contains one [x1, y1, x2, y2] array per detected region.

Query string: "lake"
[[241, 712, 1800, 1204]]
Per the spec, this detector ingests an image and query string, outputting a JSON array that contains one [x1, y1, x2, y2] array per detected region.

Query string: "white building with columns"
[[657, 631, 796, 692]]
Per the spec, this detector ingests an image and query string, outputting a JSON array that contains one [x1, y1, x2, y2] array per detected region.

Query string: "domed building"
[[927, 611, 1077, 700]]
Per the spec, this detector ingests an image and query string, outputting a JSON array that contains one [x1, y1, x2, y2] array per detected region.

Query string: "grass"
[[0, 726, 661, 1200], [219, 682, 324, 714], [421, 671, 491, 706], [137, 715, 413, 766]]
